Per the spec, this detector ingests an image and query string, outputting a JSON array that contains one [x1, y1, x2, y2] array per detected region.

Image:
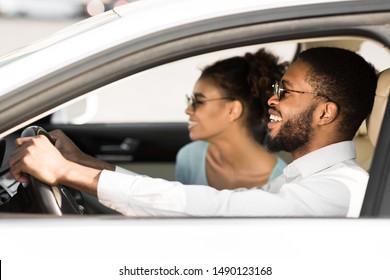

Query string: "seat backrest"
[[367, 68, 390, 147], [354, 120, 373, 171]]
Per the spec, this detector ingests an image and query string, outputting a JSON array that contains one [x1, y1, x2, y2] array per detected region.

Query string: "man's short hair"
[[297, 47, 378, 138]]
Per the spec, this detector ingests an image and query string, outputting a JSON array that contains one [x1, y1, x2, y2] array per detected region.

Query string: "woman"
[[175, 48, 288, 190]]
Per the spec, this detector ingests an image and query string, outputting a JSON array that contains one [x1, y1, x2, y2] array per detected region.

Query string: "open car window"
[[51, 38, 389, 125], [51, 42, 299, 124], [46, 37, 390, 173]]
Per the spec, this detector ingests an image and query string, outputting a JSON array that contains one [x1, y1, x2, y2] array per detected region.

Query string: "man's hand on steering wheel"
[[10, 134, 68, 186], [8, 126, 86, 215]]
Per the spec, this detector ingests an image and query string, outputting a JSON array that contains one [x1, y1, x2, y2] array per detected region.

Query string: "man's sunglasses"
[[272, 81, 334, 103]]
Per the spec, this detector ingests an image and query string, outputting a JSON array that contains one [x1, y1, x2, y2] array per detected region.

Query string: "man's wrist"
[[59, 161, 100, 197], [78, 153, 115, 171]]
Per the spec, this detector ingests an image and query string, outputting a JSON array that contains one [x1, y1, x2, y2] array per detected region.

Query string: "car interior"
[[0, 35, 389, 216]]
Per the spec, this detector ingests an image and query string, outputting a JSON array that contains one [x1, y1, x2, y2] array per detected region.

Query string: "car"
[[1, 0, 390, 278]]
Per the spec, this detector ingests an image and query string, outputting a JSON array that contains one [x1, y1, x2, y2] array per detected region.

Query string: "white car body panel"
[[2, 218, 390, 279]]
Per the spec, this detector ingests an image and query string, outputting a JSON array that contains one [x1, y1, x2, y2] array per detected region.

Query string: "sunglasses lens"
[[273, 82, 283, 100], [186, 95, 196, 111], [272, 82, 277, 98], [272, 82, 277, 94]]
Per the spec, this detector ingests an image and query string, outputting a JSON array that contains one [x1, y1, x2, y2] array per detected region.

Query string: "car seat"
[[354, 68, 390, 171], [367, 68, 390, 147], [360, 67, 390, 216]]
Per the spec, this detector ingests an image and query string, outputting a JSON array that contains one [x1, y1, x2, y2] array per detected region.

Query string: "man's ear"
[[228, 100, 243, 122], [317, 102, 339, 125]]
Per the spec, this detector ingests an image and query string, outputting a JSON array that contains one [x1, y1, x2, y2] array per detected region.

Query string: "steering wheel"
[[21, 126, 85, 215]]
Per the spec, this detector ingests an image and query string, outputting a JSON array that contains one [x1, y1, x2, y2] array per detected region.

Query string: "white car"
[[1, 0, 390, 279]]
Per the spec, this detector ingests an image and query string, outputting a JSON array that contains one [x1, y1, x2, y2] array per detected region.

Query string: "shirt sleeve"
[[115, 165, 135, 175], [98, 170, 189, 217], [97, 170, 314, 217]]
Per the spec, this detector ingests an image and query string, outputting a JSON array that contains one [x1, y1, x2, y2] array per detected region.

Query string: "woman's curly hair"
[[200, 48, 288, 128]]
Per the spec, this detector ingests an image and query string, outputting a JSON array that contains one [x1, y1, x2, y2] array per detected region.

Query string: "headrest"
[[367, 68, 390, 147]]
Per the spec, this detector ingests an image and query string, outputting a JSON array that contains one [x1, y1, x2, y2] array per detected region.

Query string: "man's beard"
[[265, 104, 316, 153]]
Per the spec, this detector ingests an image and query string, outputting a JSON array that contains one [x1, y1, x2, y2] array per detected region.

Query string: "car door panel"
[[43, 122, 190, 179]]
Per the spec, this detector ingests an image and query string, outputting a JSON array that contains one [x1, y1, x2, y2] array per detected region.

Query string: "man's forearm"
[[75, 153, 116, 172], [58, 161, 101, 197]]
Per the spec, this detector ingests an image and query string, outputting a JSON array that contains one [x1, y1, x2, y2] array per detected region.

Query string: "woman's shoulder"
[[275, 156, 288, 168], [178, 140, 209, 156], [268, 156, 288, 182]]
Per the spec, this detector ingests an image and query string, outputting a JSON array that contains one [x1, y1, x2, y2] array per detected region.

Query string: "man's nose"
[[268, 94, 279, 107]]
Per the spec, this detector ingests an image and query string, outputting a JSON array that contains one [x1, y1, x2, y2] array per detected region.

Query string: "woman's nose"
[[185, 105, 193, 115]]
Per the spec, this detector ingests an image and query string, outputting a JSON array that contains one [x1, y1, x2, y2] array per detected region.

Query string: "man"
[[9, 47, 378, 217]]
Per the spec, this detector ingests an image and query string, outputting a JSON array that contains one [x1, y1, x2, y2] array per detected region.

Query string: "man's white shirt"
[[98, 141, 368, 217]]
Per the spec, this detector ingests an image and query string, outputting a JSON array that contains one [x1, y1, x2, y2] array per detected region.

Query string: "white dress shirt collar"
[[283, 141, 356, 178]]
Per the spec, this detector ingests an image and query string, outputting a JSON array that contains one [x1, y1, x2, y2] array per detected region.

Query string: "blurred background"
[[0, 0, 131, 55]]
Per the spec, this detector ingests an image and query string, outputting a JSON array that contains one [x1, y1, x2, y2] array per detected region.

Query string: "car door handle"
[[97, 138, 140, 162], [99, 137, 139, 154]]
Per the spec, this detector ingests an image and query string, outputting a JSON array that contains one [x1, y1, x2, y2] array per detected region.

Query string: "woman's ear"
[[317, 102, 339, 125], [228, 100, 243, 122]]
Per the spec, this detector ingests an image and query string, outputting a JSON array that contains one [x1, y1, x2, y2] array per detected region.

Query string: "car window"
[[51, 42, 298, 124], [48, 37, 390, 172], [51, 38, 390, 125], [358, 40, 390, 72]]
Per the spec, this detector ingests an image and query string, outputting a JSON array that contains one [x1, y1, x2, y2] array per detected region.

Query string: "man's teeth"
[[270, 115, 282, 122]]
